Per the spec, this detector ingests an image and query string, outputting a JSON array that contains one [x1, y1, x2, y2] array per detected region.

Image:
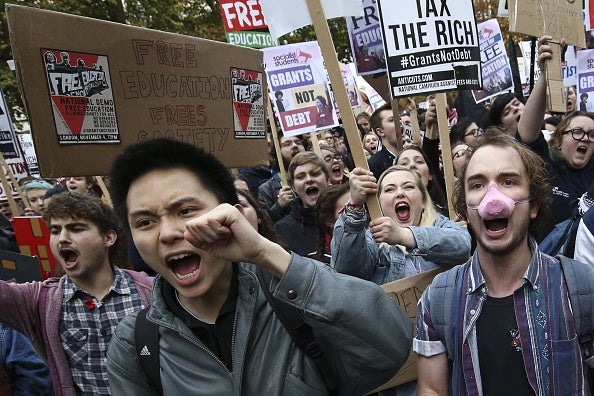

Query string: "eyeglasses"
[[452, 148, 468, 160], [562, 128, 594, 142], [280, 139, 304, 148], [464, 127, 483, 138], [323, 155, 343, 163]]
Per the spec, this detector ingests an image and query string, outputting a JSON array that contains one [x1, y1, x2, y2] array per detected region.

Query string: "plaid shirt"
[[414, 237, 587, 395], [60, 267, 144, 395]]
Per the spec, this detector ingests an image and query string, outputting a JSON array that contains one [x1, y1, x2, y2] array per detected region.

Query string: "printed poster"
[[231, 68, 265, 138], [42, 49, 120, 144], [519, 41, 541, 87], [577, 49, 594, 113], [16, 133, 40, 177], [472, 19, 512, 104], [346, 0, 386, 76], [263, 41, 338, 137], [563, 45, 578, 88], [219, 0, 277, 48], [377, 0, 481, 98], [340, 63, 364, 114]]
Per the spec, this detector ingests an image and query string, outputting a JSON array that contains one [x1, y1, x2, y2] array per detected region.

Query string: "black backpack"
[[134, 269, 338, 395]]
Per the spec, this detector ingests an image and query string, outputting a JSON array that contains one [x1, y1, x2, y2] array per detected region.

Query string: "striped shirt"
[[60, 267, 144, 395]]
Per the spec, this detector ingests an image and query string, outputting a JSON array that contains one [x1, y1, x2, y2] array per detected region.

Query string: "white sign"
[[346, 0, 386, 76], [263, 41, 338, 136], [577, 49, 594, 112], [259, 0, 363, 41], [377, 0, 481, 97]]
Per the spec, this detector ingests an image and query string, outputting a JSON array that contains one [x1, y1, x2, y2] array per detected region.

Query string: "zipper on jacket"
[[178, 331, 233, 376]]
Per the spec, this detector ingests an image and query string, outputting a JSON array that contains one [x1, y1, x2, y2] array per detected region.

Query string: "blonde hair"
[[377, 165, 438, 226]]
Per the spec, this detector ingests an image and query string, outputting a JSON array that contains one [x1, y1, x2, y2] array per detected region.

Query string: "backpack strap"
[[135, 307, 163, 394], [256, 268, 339, 395], [558, 255, 594, 361], [429, 265, 463, 360]]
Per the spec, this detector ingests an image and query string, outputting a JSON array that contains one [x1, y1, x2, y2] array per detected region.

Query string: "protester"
[[450, 141, 470, 179], [315, 183, 350, 263], [332, 165, 470, 285], [414, 131, 594, 395], [274, 152, 329, 258], [22, 179, 53, 216], [65, 176, 98, 196], [257, 133, 305, 223], [449, 117, 483, 147], [362, 131, 380, 157], [516, 36, 594, 240], [43, 185, 67, 207], [356, 111, 372, 135], [0, 192, 153, 395], [106, 138, 412, 395], [0, 323, 53, 395], [320, 145, 348, 185], [395, 146, 448, 214], [368, 102, 400, 180]]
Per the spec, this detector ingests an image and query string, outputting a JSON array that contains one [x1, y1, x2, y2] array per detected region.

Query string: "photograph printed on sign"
[[231, 67, 266, 138], [42, 49, 120, 144], [263, 41, 338, 137], [346, 0, 387, 76]]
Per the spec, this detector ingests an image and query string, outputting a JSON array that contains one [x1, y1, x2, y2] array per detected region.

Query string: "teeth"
[[168, 253, 192, 262], [175, 267, 199, 280]]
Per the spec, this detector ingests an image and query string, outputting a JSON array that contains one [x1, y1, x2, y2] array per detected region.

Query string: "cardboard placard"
[[508, 0, 586, 49], [12, 216, 57, 280], [372, 267, 446, 391], [0, 250, 42, 283], [7, 5, 267, 177]]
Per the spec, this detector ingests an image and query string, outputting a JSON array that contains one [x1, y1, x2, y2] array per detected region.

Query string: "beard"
[[469, 210, 532, 257]]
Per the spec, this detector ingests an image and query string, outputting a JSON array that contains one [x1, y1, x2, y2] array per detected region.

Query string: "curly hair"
[[43, 192, 127, 265], [452, 130, 552, 235]]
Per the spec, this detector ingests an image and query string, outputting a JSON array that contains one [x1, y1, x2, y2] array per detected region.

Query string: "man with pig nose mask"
[[413, 131, 594, 395]]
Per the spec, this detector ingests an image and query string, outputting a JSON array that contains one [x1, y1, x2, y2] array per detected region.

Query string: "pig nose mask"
[[467, 183, 530, 220]]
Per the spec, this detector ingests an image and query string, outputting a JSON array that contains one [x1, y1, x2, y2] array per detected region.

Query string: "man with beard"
[[106, 138, 412, 395], [258, 132, 306, 222], [414, 131, 594, 395], [0, 193, 153, 395]]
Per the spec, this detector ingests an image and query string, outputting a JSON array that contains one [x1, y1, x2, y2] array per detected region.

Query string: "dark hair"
[[237, 189, 285, 247], [43, 185, 67, 200], [315, 183, 350, 261], [449, 117, 476, 144], [275, 91, 283, 99], [109, 139, 238, 234], [581, 92, 589, 100], [487, 93, 519, 127], [43, 192, 127, 265], [370, 102, 392, 132], [394, 145, 447, 211], [452, 130, 552, 235]]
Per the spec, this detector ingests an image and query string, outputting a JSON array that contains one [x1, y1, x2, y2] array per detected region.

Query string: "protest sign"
[[508, 0, 585, 49], [374, 267, 446, 390], [13, 216, 57, 280], [472, 19, 512, 104], [16, 133, 40, 177], [563, 46, 578, 88], [340, 63, 365, 115], [346, 0, 386, 76], [263, 41, 338, 136], [7, 5, 267, 177], [0, 88, 30, 200], [519, 41, 541, 86], [0, 250, 42, 283], [259, 0, 362, 41], [219, 0, 277, 48], [377, 0, 481, 98], [577, 49, 594, 113]]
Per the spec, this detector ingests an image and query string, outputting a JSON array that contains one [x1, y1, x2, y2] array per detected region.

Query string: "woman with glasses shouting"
[[516, 36, 594, 244]]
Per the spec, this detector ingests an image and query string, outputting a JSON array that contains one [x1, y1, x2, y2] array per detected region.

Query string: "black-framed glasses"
[[452, 148, 468, 160], [323, 155, 343, 163], [563, 128, 594, 142], [464, 127, 483, 138]]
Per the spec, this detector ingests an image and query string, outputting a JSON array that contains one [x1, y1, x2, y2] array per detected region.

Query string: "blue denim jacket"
[[415, 237, 587, 395], [0, 324, 53, 395], [331, 209, 471, 284]]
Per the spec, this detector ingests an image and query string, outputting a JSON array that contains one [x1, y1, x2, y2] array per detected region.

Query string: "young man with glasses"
[[258, 133, 306, 223]]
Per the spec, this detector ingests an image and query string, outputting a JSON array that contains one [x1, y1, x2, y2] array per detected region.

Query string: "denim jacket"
[[331, 209, 471, 284]]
